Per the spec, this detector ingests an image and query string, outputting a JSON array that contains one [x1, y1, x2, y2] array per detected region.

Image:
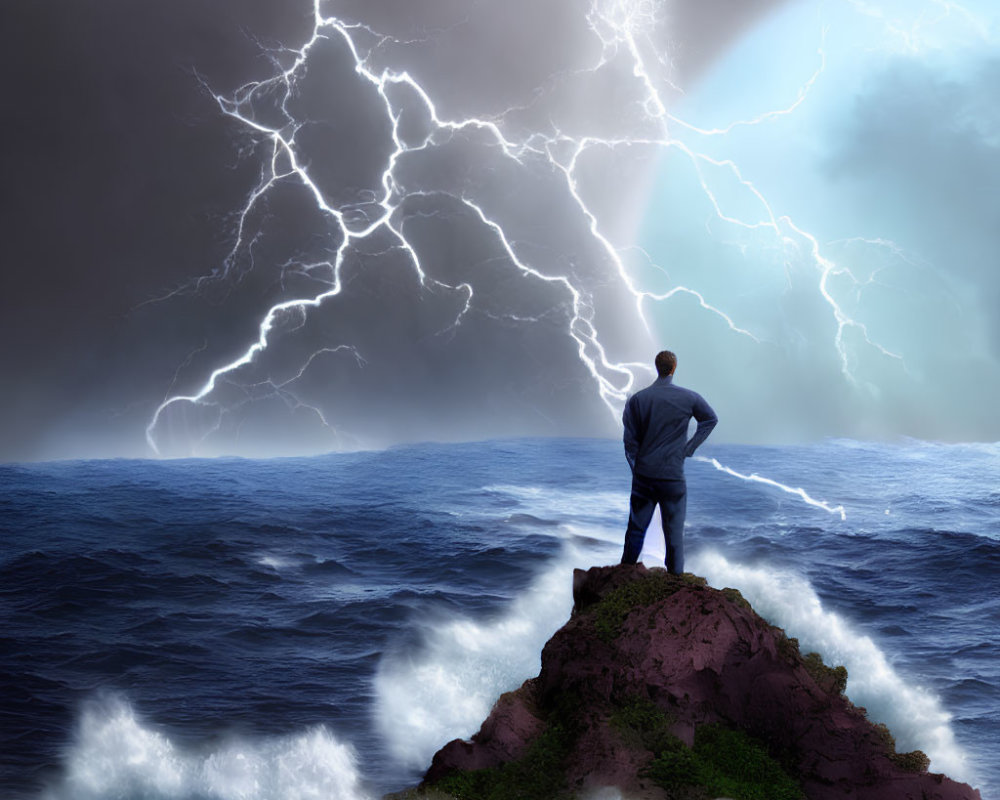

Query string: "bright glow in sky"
[[5, 0, 998, 459], [638, 0, 1000, 443]]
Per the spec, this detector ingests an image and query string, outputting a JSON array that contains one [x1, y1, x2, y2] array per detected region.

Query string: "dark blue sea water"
[[1, 438, 997, 799]]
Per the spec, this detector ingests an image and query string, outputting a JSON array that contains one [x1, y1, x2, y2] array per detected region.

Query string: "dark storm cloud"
[[0, 0, 312, 459], [1, 0, 787, 460], [144, 15, 637, 456]]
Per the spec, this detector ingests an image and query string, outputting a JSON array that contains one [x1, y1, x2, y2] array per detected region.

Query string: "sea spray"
[[4, 440, 993, 797], [691, 550, 974, 786], [45, 695, 372, 800], [484, 484, 629, 526], [374, 538, 611, 769]]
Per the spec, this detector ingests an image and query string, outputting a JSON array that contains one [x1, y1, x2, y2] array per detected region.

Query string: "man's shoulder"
[[672, 382, 707, 401], [629, 380, 700, 407], [640, 379, 701, 398], [629, 382, 661, 404]]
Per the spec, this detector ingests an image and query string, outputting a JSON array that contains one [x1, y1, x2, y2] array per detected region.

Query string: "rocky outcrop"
[[412, 564, 981, 800]]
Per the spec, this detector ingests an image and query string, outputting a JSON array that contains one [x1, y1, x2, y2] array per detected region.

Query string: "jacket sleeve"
[[622, 396, 639, 472], [684, 394, 718, 457]]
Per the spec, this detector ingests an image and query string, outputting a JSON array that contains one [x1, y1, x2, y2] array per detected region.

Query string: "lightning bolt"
[[845, 0, 993, 53], [694, 456, 847, 520], [666, 36, 828, 137], [143, 0, 918, 516]]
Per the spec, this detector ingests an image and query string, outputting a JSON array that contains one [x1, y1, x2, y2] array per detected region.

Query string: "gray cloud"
[[1, 0, 806, 459], [819, 56, 1000, 438]]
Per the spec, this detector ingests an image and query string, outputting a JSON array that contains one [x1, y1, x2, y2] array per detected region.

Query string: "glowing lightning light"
[[144, 0, 870, 519], [694, 455, 847, 520]]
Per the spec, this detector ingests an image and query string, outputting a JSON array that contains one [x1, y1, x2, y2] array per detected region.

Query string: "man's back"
[[623, 375, 717, 480], [620, 351, 717, 572]]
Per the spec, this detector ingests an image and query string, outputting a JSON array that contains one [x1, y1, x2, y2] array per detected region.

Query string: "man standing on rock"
[[621, 350, 718, 573]]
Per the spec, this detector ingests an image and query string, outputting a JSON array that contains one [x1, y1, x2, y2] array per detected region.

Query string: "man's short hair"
[[655, 350, 677, 377]]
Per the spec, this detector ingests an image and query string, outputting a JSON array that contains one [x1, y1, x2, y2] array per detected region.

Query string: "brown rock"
[[420, 565, 982, 800]]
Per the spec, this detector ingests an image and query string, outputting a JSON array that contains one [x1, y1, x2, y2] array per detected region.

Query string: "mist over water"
[[2, 439, 996, 798]]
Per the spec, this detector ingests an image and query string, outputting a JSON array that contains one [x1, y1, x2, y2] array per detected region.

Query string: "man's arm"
[[684, 394, 718, 457], [623, 396, 639, 472]]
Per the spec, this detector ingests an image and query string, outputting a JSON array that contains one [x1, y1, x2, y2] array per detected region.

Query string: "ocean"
[[1, 438, 997, 799]]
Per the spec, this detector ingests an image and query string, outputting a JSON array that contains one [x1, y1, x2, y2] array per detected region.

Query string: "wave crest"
[[692, 551, 974, 786], [45, 696, 371, 800]]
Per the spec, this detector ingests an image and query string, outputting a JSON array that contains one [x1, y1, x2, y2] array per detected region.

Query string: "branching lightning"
[[845, 0, 992, 53], [666, 37, 828, 137], [142, 0, 935, 516]]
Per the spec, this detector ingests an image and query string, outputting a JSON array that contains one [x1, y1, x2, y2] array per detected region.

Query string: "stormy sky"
[[2, 0, 998, 461]]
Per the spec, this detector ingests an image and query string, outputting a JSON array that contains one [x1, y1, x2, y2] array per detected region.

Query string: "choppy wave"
[[374, 536, 613, 768], [484, 484, 628, 525], [374, 533, 976, 789], [692, 551, 973, 785], [2, 438, 996, 798], [43, 696, 370, 800]]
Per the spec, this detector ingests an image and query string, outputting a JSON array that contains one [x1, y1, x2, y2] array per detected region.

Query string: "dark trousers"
[[621, 473, 687, 574]]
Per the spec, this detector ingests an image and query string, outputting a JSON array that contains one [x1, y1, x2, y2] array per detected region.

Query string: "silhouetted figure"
[[621, 350, 718, 573]]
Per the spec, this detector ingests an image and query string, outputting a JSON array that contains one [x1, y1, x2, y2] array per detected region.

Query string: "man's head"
[[655, 350, 677, 378]]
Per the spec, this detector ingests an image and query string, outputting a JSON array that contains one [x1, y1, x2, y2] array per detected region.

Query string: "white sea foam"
[[689, 551, 974, 786], [485, 484, 628, 523], [373, 524, 975, 786], [382, 474, 976, 789], [373, 537, 617, 769], [256, 553, 298, 570], [44, 696, 372, 800]]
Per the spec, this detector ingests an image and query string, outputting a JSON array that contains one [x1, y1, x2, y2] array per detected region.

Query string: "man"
[[621, 350, 718, 574]]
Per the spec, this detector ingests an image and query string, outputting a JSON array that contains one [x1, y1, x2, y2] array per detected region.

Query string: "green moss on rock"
[[873, 721, 896, 750], [383, 788, 459, 800], [871, 721, 930, 773], [890, 750, 931, 773], [645, 725, 805, 800], [611, 698, 804, 800], [803, 651, 848, 694], [591, 571, 704, 643], [429, 724, 575, 800], [426, 690, 585, 800], [610, 697, 678, 755], [775, 632, 801, 662], [721, 587, 752, 610]]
